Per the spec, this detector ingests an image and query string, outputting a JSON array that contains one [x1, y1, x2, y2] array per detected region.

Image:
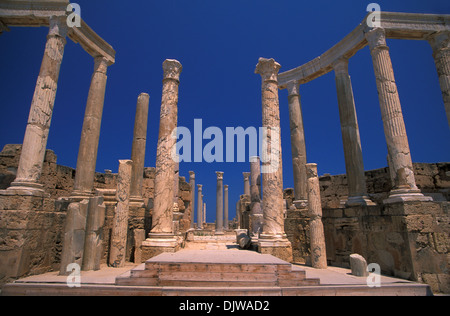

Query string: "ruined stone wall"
[[0, 145, 192, 286]]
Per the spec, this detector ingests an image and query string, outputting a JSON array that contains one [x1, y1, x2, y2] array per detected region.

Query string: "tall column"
[[173, 160, 180, 208], [306, 163, 328, 269], [428, 31, 450, 127], [7, 17, 68, 195], [332, 58, 374, 206], [286, 81, 308, 205], [243, 172, 251, 196], [146, 59, 182, 246], [203, 202, 206, 225], [197, 184, 203, 229], [216, 171, 224, 235], [130, 93, 150, 205], [250, 156, 263, 238], [224, 184, 229, 230], [189, 171, 196, 229], [72, 56, 111, 198], [255, 58, 292, 262], [365, 28, 432, 204]]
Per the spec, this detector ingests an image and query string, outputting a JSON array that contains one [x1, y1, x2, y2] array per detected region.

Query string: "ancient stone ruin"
[[0, 1, 448, 295]]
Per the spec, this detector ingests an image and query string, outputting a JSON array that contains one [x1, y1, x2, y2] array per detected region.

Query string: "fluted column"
[[250, 156, 263, 238], [130, 93, 150, 205], [7, 17, 68, 195], [149, 59, 182, 237], [286, 81, 308, 204], [224, 185, 229, 230], [365, 28, 432, 204], [215, 172, 224, 235], [428, 31, 450, 128], [255, 58, 292, 262], [189, 171, 196, 229], [306, 163, 327, 269], [197, 185, 203, 229], [333, 58, 374, 206], [72, 56, 110, 198]]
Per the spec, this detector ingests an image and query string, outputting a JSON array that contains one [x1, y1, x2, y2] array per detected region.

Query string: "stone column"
[[82, 196, 106, 271], [72, 56, 110, 198], [255, 58, 292, 262], [203, 202, 206, 225], [130, 93, 150, 205], [243, 172, 251, 196], [250, 156, 263, 238], [109, 160, 133, 268], [189, 171, 196, 229], [173, 160, 180, 209], [366, 28, 432, 204], [306, 163, 328, 269], [197, 184, 203, 229], [428, 31, 450, 128], [333, 58, 374, 206], [216, 171, 224, 235], [286, 81, 308, 205], [224, 185, 229, 230], [143, 59, 182, 255], [7, 17, 68, 195]]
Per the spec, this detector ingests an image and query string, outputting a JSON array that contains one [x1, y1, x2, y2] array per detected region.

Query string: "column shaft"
[[428, 32, 450, 127], [333, 58, 374, 206], [286, 82, 308, 202], [9, 17, 67, 193], [250, 156, 263, 237], [189, 171, 196, 228], [72, 56, 110, 197], [243, 173, 250, 195], [150, 60, 182, 235], [197, 185, 203, 229], [224, 185, 229, 230], [130, 93, 150, 202], [216, 172, 224, 234], [366, 28, 432, 203]]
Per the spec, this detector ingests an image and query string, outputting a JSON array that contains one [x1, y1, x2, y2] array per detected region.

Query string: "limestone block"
[[350, 254, 369, 277]]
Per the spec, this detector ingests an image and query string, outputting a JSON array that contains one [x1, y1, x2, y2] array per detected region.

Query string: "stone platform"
[[1, 249, 433, 296]]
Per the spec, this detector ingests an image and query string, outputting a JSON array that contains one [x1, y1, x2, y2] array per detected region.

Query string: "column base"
[[384, 188, 433, 204], [129, 196, 145, 208], [5, 181, 47, 197], [70, 190, 93, 202], [345, 196, 376, 207], [257, 234, 293, 262], [141, 233, 180, 261]]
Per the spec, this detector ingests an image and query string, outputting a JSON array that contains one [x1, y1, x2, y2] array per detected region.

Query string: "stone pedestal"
[[333, 58, 375, 207], [366, 28, 432, 204], [72, 56, 110, 198], [145, 59, 182, 253], [255, 58, 293, 262], [7, 17, 67, 195]]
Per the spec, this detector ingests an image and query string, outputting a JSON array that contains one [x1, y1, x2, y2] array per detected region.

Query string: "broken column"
[[428, 32, 450, 128], [8, 17, 68, 195], [333, 58, 374, 206], [243, 172, 251, 196], [109, 160, 133, 268], [130, 93, 150, 205], [197, 184, 203, 229], [72, 56, 111, 199], [286, 81, 308, 206], [255, 58, 292, 262], [224, 184, 229, 230], [82, 196, 106, 271], [365, 28, 432, 204], [306, 163, 327, 269], [216, 172, 224, 235], [143, 59, 182, 256], [250, 156, 263, 239], [189, 171, 196, 229]]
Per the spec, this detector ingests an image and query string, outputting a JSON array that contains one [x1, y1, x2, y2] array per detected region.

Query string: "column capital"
[[189, 171, 195, 179], [286, 81, 300, 97], [255, 58, 281, 82], [216, 171, 224, 180], [332, 57, 350, 76], [163, 59, 183, 82], [305, 163, 318, 178], [197, 184, 203, 190], [94, 56, 110, 74], [243, 172, 250, 179], [365, 27, 388, 51], [224, 185, 229, 190], [48, 15, 69, 39], [427, 31, 450, 54]]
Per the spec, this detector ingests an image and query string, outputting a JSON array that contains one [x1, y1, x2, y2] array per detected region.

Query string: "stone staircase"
[[116, 250, 320, 289]]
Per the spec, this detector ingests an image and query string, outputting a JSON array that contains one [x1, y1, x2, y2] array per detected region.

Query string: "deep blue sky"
[[1, 0, 449, 223]]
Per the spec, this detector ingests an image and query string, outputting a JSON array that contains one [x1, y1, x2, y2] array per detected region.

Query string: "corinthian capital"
[[163, 59, 183, 82], [255, 58, 281, 82]]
